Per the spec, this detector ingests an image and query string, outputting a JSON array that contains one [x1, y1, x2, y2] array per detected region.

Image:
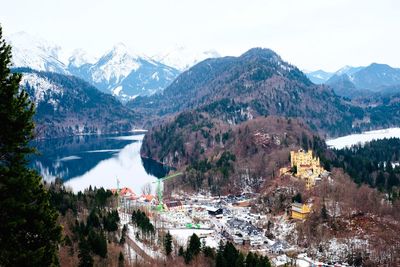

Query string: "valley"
[[3, 11, 400, 266]]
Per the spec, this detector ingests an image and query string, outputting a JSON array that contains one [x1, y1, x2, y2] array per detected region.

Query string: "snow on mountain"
[[89, 43, 142, 85], [153, 46, 221, 71], [6, 32, 68, 74], [6, 32, 213, 101], [334, 65, 365, 76], [68, 49, 97, 68], [20, 72, 64, 109], [305, 69, 333, 84], [69, 43, 181, 101]]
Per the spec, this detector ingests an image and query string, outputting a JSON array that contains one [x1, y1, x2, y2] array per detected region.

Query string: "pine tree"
[[78, 238, 93, 267], [321, 202, 329, 222], [118, 252, 124, 267], [0, 24, 61, 266], [376, 171, 386, 190], [178, 246, 184, 256], [246, 252, 256, 267], [223, 241, 238, 266], [188, 233, 201, 256], [235, 252, 245, 267], [164, 231, 173, 256]]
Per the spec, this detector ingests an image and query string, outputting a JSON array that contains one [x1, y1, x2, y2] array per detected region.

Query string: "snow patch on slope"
[[20, 72, 63, 108]]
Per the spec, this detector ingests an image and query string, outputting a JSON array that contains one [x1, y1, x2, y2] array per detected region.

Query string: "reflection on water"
[[30, 134, 170, 194], [142, 157, 175, 178]]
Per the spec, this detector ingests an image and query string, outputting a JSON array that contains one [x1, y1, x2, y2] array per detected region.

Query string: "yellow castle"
[[279, 149, 325, 188], [291, 149, 324, 188]]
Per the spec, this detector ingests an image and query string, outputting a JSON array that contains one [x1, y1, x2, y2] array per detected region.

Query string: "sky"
[[1, 0, 399, 72]]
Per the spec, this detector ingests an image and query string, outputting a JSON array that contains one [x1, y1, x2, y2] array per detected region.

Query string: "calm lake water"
[[30, 133, 170, 194]]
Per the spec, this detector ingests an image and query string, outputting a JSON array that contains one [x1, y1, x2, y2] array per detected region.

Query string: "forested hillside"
[[331, 138, 400, 195], [142, 110, 325, 194], [15, 68, 141, 138]]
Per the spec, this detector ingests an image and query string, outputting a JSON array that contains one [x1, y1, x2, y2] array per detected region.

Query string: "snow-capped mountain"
[[69, 43, 180, 101], [7, 33, 181, 101], [305, 70, 333, 84], [327, 63, 400, 98], [6, 32, 68, 74], [68, 49, 97, 68], [334, 65, 365, 76], [153, 46, 221, 71]]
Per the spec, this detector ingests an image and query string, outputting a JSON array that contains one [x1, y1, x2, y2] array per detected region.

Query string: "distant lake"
[[327, 128, 400, 149], [30, 133, 171, 194]]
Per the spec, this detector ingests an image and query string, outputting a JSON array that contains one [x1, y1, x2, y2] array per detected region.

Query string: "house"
[[249, 235, 263, 246], [165, 200, 183, 211], [111, 187, 137, 203], [206, 207, 223, 216], [141, 194, 156, 202], [291, 202, 311, 220], [233, 235, 244, 245]]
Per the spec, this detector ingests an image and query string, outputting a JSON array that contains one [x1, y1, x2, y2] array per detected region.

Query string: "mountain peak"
[[153, 46, 221, 70], [335, 65, 364, 76], [241, 47, 278, 58], [111, 42, 128, 53], [6, 31, 67, 73], [68, 49, 97, 68]]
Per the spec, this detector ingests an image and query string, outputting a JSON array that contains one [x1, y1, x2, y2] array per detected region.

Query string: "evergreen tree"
[[78, 238, 93, 267], [223, 241, 238, 266], [178, 246, 184, 256], [292, 192, 302, 203], [164, 231, 173, 256], [120, 224, 127, 245], [387, 170, 398, 189], [88, 230, 107, 258], [188, 233, 201, 256], [321, 202, 329, 222], [0, 25, 61, 266], [246, 252, 256, 267], [118, 252, 124, 267], [235, 252, 245, 267], [376, 171, 386, 190], [215, 241, 227, 267]]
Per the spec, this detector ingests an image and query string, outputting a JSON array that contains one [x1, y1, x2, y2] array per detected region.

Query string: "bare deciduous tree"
[[141, 183, 152, 196]]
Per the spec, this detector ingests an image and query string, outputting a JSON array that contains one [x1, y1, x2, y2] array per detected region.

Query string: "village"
[[115, 149, 351, 267]]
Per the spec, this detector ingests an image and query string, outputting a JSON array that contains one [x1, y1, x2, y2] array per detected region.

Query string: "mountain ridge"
[[15, 67, 141, 138], [129, 47, 360, 137]]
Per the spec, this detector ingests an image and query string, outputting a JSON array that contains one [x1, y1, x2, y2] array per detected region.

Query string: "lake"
[[326, 127, 400, 149], [30, 133, 171, 194]]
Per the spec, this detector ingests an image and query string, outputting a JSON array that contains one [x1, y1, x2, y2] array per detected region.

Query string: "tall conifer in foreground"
[[0, 24, 61, 266]]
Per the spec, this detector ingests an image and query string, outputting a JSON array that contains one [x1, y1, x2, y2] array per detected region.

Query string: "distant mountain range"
[[327, 64, 400, 98], [15, 68, 141, 138], [7, 32, 220, 101], [68, 43, 180, 102], [306, 64, 400, 98]]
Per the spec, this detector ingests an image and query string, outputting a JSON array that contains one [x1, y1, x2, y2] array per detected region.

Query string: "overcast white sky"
[[1, 0, 399, 71]]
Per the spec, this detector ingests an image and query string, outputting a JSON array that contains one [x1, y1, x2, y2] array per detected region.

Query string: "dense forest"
[[47, 179, 126, 266], [330, 138, 400, 196]]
